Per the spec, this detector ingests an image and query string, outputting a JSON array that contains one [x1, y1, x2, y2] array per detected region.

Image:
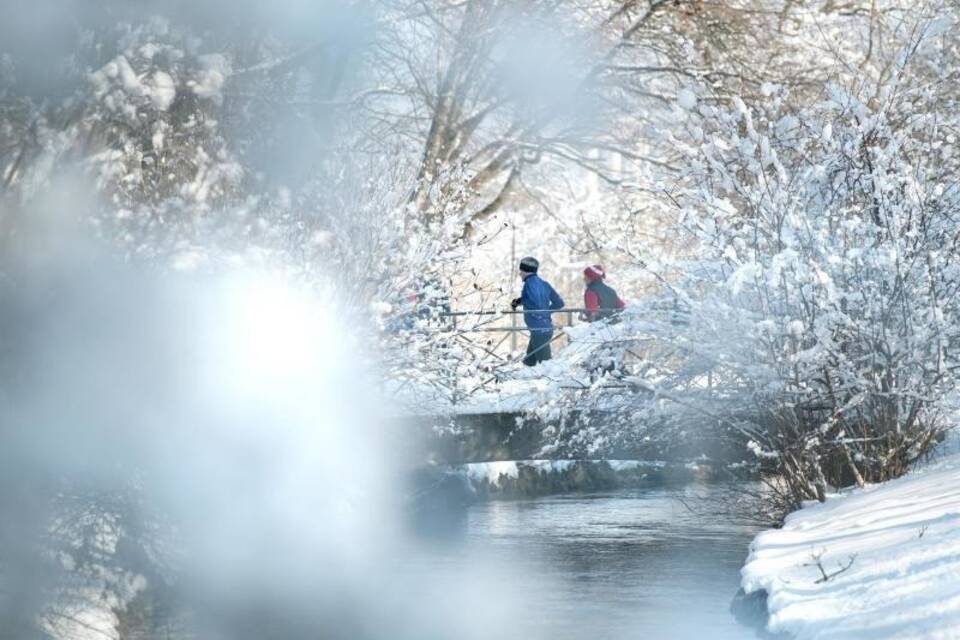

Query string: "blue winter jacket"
[[520, 274, 565, 332]]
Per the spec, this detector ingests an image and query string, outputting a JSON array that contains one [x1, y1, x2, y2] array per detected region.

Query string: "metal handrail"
[[438, 308, 595, 317], [432, 308, 613, 333]]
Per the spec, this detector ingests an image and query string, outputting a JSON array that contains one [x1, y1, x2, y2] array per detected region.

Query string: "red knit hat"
[[583, 264, 605, 282]]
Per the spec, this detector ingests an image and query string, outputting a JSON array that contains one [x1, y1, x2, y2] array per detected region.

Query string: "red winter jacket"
[[584, 280, 625, 321]]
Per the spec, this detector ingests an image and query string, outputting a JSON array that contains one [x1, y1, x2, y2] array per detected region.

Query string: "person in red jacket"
[[582, 264, 625, 322]]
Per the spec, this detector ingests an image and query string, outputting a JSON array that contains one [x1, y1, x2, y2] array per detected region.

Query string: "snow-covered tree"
[[546, 5, 960, 510]]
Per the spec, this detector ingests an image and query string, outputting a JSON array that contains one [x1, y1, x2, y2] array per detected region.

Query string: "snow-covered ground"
[[742, 443, 960, 639]]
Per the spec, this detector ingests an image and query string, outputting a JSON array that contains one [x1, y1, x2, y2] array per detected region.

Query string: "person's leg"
[[523, 332, 538, 366], [523, 330, 552, 366], [536, 330, 553, 363]]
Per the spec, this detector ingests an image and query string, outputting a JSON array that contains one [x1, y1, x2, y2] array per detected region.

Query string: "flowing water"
[[413, 484, 763, 640]]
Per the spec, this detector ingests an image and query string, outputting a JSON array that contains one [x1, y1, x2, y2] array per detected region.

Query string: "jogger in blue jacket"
[[510, 256, 565, 366]]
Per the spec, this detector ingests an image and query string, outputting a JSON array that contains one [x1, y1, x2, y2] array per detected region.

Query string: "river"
[[412, 483, 763, 640]]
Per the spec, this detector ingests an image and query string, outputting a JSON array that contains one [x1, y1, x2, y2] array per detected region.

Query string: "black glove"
[[510, 297, 522, 310]]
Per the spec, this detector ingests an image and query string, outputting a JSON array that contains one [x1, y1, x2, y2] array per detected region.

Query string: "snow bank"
[[462, 459, 601, 486], [742, 449, 960, 639], [465, 460, 521, 485], [457, 459, 670, 490]]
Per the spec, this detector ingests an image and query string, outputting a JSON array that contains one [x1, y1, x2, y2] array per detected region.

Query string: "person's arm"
[[520, 280, 533, 310], [584, 289, 600, 321], [616, 295, 626, 309], [549, 286, 565, 310]]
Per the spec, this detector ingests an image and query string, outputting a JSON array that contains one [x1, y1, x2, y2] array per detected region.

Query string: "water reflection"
[[411, 486, 761, 640]]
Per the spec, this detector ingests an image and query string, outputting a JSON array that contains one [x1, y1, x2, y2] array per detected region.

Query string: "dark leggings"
[[523, 330, 553, 366]]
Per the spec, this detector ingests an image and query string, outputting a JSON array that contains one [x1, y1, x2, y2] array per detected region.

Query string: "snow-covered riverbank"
[[742, 445, 960, 639]]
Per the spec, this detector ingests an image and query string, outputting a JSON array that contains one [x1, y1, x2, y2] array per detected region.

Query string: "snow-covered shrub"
[[639, 25, 960, 505], [524, 12, 960, 510], [80, 20, 244, 222]]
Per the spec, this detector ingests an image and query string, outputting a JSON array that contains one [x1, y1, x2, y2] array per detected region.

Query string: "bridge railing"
[[435, 308, 598, 354], [436, 308, 594, 331]]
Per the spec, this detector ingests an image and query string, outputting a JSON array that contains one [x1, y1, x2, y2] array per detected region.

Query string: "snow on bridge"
[[391, 307, 652, 417]]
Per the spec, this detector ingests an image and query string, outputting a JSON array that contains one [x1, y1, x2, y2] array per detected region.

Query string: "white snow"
[[458, 459, 664, 487], [525, 459, 575, 473], [388, 309, 645, 418], [677, 88, 698, 110], [171, 248, 206, 271], [607, 459, 665, 471], [151, 127, 165, 151], [464, 461, 520, 485], [114, 56, 143, 96], [147, 71, 176, 110], [786, 319, 805, 337], [189, 54, 230, 104], [742, 444, 960, 639]]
